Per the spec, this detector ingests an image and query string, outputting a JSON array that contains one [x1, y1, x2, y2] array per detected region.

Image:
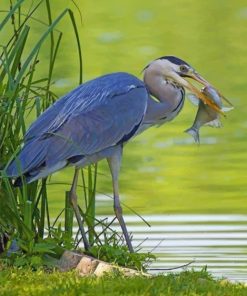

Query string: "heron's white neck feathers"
[[143, 59, 185, 114]]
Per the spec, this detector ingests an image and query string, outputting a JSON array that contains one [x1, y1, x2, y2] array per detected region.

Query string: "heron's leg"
[[107, 147, 134, 253], [69, 168, 90, 251]]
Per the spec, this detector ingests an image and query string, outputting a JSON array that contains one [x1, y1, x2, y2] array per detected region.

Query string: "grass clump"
[[0, 265, 247, 296]]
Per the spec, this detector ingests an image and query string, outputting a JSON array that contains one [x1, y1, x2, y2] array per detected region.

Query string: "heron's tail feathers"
[[12, 159, 67, 187], [6, 136, 73, 187], [5, 138, 67, 186], [6, 139, 48, 178]]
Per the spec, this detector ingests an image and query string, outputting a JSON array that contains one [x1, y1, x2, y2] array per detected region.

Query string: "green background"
[[2, 0, 246, 215]]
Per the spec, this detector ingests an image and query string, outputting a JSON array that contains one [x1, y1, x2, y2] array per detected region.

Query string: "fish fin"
[[221, 106, 234, 112], [184, 127, 200, 144], [187, 93, 199, 106], [204, 119, 222, 128]]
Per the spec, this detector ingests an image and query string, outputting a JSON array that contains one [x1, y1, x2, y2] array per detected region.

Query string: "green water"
[[2, 0, 247, 215]]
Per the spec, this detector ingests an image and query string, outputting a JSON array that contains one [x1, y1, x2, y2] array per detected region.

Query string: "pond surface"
[[79, 214, 247, 282], [39, 0, 247, 215]]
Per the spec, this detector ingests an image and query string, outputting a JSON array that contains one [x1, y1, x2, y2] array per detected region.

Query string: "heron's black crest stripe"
[[159, 56, 190, 66], [143, 56, 190, 72]]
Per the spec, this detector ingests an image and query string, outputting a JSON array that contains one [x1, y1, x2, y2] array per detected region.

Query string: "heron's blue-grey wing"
[[25, 72, 144, 141], [7, 72, 148, 177], [45, 87, 147, 167]]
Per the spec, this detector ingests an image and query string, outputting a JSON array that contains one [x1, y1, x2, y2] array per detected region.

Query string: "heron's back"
[[7, 72, 148, 182]]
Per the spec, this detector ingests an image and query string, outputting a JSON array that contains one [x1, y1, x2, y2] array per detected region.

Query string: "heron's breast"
[[158, 89, 185, 124]]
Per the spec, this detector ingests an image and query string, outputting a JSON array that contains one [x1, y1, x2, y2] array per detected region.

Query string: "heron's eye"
[[180, 65, 188, 73]]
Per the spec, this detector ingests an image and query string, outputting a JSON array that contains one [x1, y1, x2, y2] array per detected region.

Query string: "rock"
[[119, 266, 148, 277], [58, 250, 151, 277], [76, 255, 99, 276], [94, 262, 115, 276], [58, 250, 84, 271]]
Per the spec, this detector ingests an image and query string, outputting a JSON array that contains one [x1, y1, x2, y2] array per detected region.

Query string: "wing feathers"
[[46, 87, 147, 167], [7, 73, 148, 178]]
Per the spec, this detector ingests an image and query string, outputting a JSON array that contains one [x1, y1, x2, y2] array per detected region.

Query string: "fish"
[[185, 86, 233, 143]]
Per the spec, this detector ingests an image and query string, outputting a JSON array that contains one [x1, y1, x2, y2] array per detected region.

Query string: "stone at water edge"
[[58, 250, 84, 271], [58, 250, 151, 277], [76, 256, 99, 276], [93, 262, 116, 277]]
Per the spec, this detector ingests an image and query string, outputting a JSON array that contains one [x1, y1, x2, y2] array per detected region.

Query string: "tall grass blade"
[[0, 0, 25, 31], [67, 9, 83, 84], [65, 191, 74, 239], [24, 200, 32, 230]]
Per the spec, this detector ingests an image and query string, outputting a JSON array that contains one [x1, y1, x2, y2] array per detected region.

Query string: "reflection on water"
[[80, 214, 247, 282]]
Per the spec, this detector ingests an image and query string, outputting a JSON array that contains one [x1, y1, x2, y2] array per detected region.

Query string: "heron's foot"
[[70, 191, 90, 251], [114, 203, 134, 253]]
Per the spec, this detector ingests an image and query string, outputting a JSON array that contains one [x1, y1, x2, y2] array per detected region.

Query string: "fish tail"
[[185, 127, 200, 144]]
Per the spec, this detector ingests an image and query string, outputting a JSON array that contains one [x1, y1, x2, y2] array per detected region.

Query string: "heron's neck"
[[143, 73, 184, 124]]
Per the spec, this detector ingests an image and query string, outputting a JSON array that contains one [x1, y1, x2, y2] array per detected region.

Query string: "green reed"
[[0, 1, 138, 263], [0, 0, 89, 257]]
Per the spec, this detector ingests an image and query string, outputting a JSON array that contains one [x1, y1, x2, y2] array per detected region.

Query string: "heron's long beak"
[[189, 71, 210, 86], [184, 71, 226, 115]]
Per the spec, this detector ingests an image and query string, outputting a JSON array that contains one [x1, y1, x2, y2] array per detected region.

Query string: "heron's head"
[[144, 56, 226, 113]]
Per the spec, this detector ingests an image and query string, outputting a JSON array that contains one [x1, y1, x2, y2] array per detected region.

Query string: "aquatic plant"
[[0, 0, 84, 257]]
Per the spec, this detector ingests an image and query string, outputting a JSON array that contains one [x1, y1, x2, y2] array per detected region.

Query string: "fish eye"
[[180, 65, 188, 73]]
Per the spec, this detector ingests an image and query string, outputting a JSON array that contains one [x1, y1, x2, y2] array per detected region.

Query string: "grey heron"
[[6, 56, 223, 253]]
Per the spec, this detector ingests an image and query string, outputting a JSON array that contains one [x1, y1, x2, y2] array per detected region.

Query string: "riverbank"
[[0, 266, 246, 296]]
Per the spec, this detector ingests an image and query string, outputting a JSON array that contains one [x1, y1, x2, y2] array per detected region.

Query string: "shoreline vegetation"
[[1, 265, 247, 296], [0, 0, 99, 265]]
